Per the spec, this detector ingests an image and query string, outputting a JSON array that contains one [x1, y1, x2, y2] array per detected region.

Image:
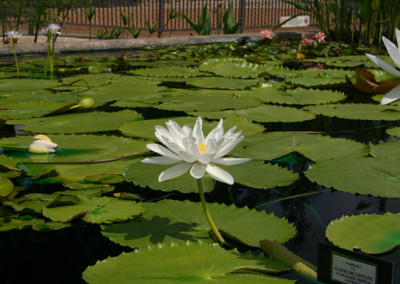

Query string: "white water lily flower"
[[28, 135, 58, 153], [142, 117, 251, 185], [366, 28, 400, 105]]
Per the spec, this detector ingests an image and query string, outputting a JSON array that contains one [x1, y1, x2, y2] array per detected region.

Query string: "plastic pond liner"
[[0, 40, 400, 284]]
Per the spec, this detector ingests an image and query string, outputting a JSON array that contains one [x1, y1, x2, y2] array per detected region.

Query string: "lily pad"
[[305, 157, 400, 198], [101, 199, 296, 249], [6, 110, 143, 133], [326, 213, 400, 254], [0, 217, 70, 232], [119, 115, 264, 141], [190, 105, 315, 123], [0, 176, 13, 197], [129, 66, 206, 77], [185, 77, 259, 90], [239, 87, 345, 105], [199, 57, 266, 78], [307, 104, 400, 121], [0, 101, 69, 120], [0, 79, 58, 92], [42, 195, 145, 224], [83, 242, 294, 284], [386, 127, 400, 138], [231, 133, 368, 162]]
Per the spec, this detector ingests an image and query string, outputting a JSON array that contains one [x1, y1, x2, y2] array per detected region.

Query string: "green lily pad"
[[326, 213, 400, 254], [288, 69, 352, 87], [129, 66, 206, 77], [386, 127, 400, 138], [185, 77, 259, 90], [239, 87, 345, 105], [6, 110, 143, 133], [83, 242, 294, 284], [0, 79, 58, 92], [226, 160, 298, 189], [101, 199, 296, 248], [231, 133, 368, 162], [0, 101, 68, 120], [151, 90, 261, 112], [370, 139, 400, 158], [307, 104, 400, 120], [62, 183, 115, 197], [199, 57, 266, 79], [119, 115, 264, 141], [42, 195, 145, 224], [190, 105, 315, 123], [0, 217, 70, 232], [305, 157, 400, 198], [0, 176, 13, 197]]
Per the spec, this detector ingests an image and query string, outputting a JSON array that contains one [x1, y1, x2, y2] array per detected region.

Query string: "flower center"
[[199, 143, 206, 155]]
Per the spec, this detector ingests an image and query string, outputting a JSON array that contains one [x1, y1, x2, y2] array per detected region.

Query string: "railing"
[[1, 0, 317, 38]]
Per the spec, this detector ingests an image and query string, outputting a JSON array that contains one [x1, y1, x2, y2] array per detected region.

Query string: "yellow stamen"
[[199, 143, 206, 155]]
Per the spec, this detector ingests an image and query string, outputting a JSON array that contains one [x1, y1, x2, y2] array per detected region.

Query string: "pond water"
[[1, 40, 400, 283]]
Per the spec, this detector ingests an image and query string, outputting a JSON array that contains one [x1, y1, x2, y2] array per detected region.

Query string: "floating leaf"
[[326, 213, 400, 254], [43, 195, 145, 224], [185, 77, 259, 90], [370, 138, 400, 159], [190, 105, 315, 123], [129, 66, 206, 77], [102, 199, 296, 248], [83, 242, 294, 284], [0, 176, 13, 197], [307, 104, 400, 120], [0, 101, 68, 120], [0, 217, 70, 232], [305, 157, 400, 198], [387, 127, 400, 137], [6, 110, 143, 133], [0, 79, 58, 92], [199, 57, 266, 78], [231, 133, 368, 162]]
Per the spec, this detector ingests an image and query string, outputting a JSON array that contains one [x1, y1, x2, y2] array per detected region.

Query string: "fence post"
[[28, 0, 34, 35], [239, 0, 245, 33], [158, 0, 165, 37]]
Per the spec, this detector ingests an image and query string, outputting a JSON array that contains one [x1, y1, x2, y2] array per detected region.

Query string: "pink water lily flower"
[[142, 117, 251, 185], [313, 32, 327, 42], [261, 29, 275, 40], [366, 29, 400, 105], [302, 38, 314, 45]]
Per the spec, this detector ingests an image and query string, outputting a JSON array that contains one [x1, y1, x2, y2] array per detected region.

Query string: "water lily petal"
[[32, 139, 58, 149], [382, 36, 400, 69], [159, 162, 192, 182], [214, 136, 244, 159], [366, 54, 400, 77], [381, 84, 400, 105], [142, 156, 181, 165], [213, 157, 252, 165], [28, 144, 53, 153], [396, 28, 400, 51], [146, 143, 181, 160], [206, 163, 234, 185], [193, 117, 204, 144], [190, 163, 207, 179]]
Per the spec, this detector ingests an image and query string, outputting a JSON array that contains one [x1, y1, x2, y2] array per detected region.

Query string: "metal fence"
[[1, 0, 317, 38]]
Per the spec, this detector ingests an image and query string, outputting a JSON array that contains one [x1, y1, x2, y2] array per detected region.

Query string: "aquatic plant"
[[27, 135, 58, 154], [366, 28, 400, 105], [143, 117, 251, 243], [41, 23, 62, 78], [5, 30, 21, 77]]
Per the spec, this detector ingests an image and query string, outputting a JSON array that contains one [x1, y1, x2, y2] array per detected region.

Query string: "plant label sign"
[[317, 242, 393, 284]]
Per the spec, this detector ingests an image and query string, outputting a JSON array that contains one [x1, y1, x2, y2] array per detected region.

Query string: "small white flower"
[[142, 117, 251, 185], [366, 28, 400, 105], [5, 30, 22, 43], [28, 135, 58, 153]]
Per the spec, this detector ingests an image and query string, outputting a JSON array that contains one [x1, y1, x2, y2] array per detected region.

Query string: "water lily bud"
[[32, 134, 53, 142], [78, 98, 95, 108], [28, 143, 54, 153], [32, 139, 58, 150]]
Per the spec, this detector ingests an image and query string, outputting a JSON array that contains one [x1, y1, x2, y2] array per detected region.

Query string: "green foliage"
[[223, 1, 240, 34], [327, 213, 400, 254], [182, 5, 211, 36]]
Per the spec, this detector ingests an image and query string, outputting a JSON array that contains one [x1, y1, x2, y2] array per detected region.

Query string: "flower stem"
[[197, 178, 226, 244], [12, 42, 19, 78]]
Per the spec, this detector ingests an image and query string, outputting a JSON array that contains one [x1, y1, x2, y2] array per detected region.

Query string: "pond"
[[0, 38, 400, 284]]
